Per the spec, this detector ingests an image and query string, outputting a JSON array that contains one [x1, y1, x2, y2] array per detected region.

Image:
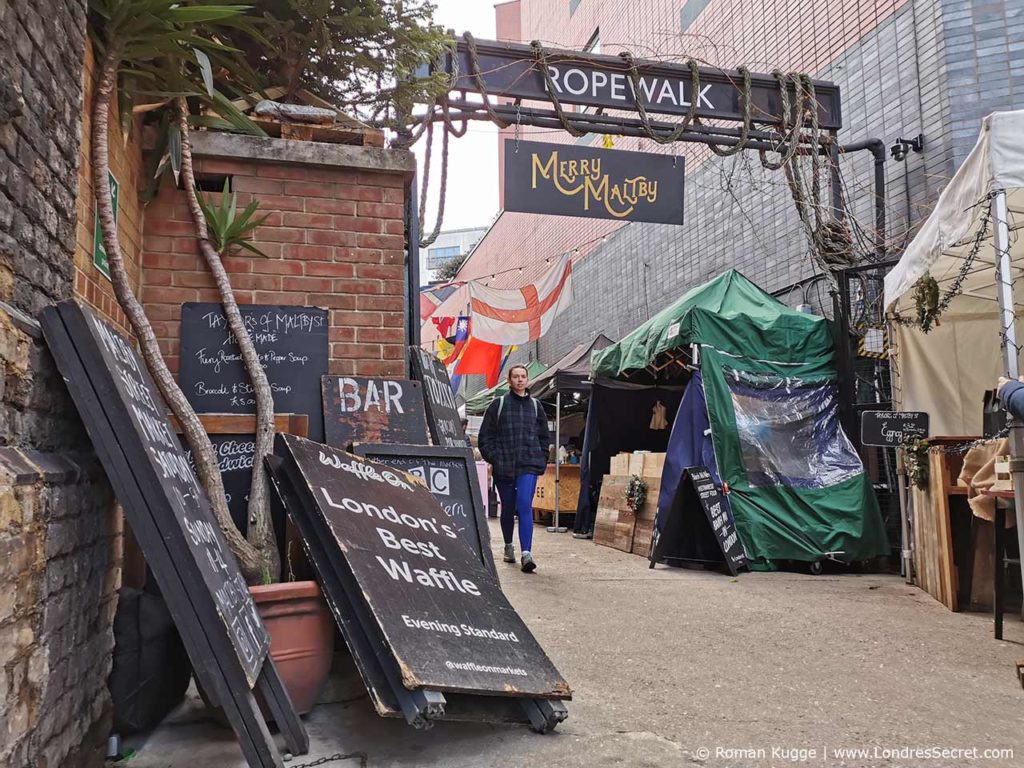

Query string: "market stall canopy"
[[530, 334, 614, 400], [884, 110, 1024, 434], [464, 359, 547, 415], [591, 270, 833, 382]]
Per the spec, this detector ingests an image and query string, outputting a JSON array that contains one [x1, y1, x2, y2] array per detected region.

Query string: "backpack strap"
[[496, 394, 538, 421]]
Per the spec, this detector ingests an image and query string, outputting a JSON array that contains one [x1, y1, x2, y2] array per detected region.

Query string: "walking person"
[[478, 364, 550, 573]]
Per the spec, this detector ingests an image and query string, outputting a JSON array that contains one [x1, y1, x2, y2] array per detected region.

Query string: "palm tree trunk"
[[175, 98, 279, 582], [92, 49, 266, 584]]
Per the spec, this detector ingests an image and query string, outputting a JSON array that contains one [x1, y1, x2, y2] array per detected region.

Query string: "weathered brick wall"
[[458, 0, 1020, 383], [0, 1, 119, 767], [140, 133, 414, 379]]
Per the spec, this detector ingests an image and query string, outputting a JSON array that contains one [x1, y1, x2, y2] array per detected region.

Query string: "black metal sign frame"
[[435, 37, 842, 130], [41, 301, 307, 767]]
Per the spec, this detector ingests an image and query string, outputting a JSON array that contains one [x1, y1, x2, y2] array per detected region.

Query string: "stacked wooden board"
[[594, 452, 664, 557]]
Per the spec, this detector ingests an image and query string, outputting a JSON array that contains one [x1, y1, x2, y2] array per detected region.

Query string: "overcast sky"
[[412, 1, 499, 233]]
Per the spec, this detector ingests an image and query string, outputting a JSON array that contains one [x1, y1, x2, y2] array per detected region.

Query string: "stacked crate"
[[594, 452, 664, 556]]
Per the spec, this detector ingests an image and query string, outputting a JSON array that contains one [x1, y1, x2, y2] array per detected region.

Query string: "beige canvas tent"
[[884, 109, 1024, 595]]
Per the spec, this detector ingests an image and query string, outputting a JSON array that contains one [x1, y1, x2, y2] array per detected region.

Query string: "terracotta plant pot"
[[249, 580, 334, 715]]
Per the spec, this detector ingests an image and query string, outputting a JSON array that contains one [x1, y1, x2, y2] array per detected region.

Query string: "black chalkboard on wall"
[[408, 346, 468, 447], [179, 303, 328, 441], [41, 301, 306, 766]]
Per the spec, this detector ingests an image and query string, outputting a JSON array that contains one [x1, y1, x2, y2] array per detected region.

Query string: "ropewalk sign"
[[504, 140, 685, 224]]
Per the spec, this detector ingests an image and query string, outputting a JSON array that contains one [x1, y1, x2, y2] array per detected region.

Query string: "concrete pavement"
[[120, 519, 1023, 767]]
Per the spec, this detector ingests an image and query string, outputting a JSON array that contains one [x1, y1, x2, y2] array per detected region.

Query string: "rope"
[[617, 51, 702, 144], [465, 31, 511, 128], [705, 66, 753, 156], [530, 40, 586, 137], [417, 118, 449, 248]]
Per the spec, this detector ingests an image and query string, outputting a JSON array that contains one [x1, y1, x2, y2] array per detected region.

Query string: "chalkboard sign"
[[352, 444, 495, 574], [41, 301, 306, 766], [408, 346, 468, 447], [650, 466, 747, 576], [182, 434, 255, 534], [860, 410, 929, 447], [322, 376, 430, 449], [180, 303, 328, 441], [276, 435, 570, 700]]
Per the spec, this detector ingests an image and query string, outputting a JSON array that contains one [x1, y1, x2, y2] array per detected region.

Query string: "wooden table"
[[981, 488, 1019, 639]]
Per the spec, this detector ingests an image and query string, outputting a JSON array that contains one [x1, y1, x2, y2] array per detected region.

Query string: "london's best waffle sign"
[[504, 140, 685, 224]]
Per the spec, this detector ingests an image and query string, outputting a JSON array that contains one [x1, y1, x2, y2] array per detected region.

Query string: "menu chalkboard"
[[182, 434, 256, 534], [180, 303, 328, 441], [322, 376, 430, 449], [408, 346, 468, 447], [41, 301, 306, 766], [352, 444, 495, 575], [860, 410, 929, 447], [277, 435, 570, 700], [650, 466, 747, 576]]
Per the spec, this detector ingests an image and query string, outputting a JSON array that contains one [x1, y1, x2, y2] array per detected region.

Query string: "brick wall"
[[460, 0, 1023, 381], [0, 2, 119, 767], [140, 133, 414, 379]]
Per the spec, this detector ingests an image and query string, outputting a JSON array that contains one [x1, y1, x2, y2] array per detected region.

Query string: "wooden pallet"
[[594, 475, 635, 552]]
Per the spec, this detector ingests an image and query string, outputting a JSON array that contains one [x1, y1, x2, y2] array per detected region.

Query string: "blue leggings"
[[495, 474, 538, 552]]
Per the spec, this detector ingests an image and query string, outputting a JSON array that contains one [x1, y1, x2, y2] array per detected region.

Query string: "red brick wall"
[[469, 0, 910, 289], [140, 154, 409, 378]]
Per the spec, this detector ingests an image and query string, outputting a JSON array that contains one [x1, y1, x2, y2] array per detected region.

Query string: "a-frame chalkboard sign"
[[649, 466, 748, 576], [408, 346, 469, 447], [41, 301, 307, 767], [351, 443, 495, 575], [271, 435, 570, 732]]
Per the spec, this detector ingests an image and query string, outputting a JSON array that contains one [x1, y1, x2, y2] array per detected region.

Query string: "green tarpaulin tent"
[[464, 359, 547, 416], [592, 270, 888, 568]]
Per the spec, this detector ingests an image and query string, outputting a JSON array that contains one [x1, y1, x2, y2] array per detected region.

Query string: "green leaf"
[[168, 123, 182, 185], [194, 48, 215, 97]]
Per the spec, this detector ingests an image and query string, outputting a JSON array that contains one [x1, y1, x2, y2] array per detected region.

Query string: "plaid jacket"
[[478, 392, 550, 481]]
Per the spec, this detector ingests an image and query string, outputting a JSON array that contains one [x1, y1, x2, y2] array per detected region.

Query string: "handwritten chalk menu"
[[180, 303, 328, 441], [322, 376, 430, 449], [650, 466, 747, 576], [41, 301, 306, 767], [352, 444, 495, 575], [276, 434, 569, 699], [860, 410, 929, 447], [408, 346, 468, 447], [183, 434, 256, 533]]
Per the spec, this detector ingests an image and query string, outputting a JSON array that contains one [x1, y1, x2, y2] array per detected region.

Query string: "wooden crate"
[[594, 475, 636, 552], [642, 453, 666, 479], [609, 453, 630, 475], [632, 519, 654, 558], [636, 478, 660, 522], [627, 452, 646, 477]]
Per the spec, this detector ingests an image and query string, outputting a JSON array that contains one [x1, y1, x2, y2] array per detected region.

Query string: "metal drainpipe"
[[840, 139, 888, 261]]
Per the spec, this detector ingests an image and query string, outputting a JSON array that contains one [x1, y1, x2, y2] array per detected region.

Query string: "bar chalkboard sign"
[[408, 346, 468, 447], [180, 303, 328, 441], [277, 435, 570, 700], [352, 444, 495, 574], [860, 410, 929, 447], [650, 466, 747, 576], [322, 376, 430, 449], [41, 301, 306, 766]]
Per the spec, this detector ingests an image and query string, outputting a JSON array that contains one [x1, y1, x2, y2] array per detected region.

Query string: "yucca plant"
[[88, 0, 281, 583]]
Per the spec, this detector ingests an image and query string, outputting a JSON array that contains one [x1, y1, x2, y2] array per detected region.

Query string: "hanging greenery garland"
[[904, 438, 930, 490], [626, 475, 648, 514], [912, 273, 941, 333]]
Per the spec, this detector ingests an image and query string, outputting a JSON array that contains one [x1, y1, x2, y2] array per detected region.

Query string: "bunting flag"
[[441, 316, 471, 366], [419, 283, 461, 321], [431, 316, 455, 339], [468, 254, 573, 345], [454, 336, 504, 388]]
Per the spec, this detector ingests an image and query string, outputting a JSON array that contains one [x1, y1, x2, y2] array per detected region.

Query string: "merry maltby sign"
[[504, 140, 685, 224], [277, 434, 570, 699]]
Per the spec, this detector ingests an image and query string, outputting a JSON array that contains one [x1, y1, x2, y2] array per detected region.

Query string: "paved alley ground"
[[123, 519, 1023, 767]]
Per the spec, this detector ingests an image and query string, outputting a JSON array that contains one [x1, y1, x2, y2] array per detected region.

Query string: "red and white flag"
[[469, 254, 573, 345]]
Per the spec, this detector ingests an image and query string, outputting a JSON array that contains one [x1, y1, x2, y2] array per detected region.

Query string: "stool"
[[993, 498, 1022, 639]]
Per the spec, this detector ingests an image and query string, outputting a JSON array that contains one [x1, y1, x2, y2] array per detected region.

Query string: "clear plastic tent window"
[[725, 369, 863, 489]]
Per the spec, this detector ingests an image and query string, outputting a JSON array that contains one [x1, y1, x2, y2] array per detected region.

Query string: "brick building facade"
[[458, 0, 1024, 373], [0, 1, 415, 764]]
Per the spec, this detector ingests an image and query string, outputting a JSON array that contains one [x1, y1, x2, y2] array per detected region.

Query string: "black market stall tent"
[[529, 334, 614, 400], [587, 270, 889, 569]]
